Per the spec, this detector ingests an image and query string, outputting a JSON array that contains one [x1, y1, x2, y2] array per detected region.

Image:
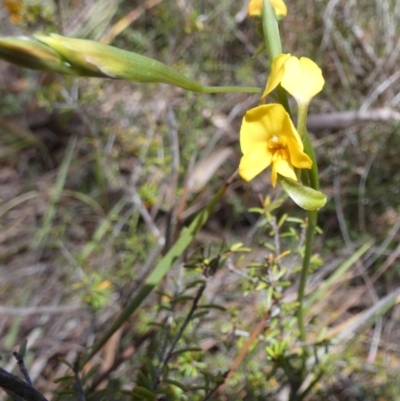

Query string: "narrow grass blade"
[[32, 137, 77, 252]]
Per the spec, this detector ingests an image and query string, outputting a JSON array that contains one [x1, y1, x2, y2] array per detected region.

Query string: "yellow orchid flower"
[[239, 104, 312, 187], [248, 0, 287, 19], [262, 54, 324, 106]]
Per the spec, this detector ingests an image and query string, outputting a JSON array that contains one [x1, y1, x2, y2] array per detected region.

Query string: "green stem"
[[297, 104, 319, 191], [303, 133, 319, 190], [296, 106, 320, 343], [201, 85, 262, 94], [297, 208, 317, 342]]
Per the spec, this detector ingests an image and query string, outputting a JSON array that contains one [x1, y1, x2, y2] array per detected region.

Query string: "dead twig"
[[307, 108, 400, 132]]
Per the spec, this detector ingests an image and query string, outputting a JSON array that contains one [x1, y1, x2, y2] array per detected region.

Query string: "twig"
[[13, 352, 32, 387], [307, 108, 400, 132], [73, 359, 86, 401], [154, 282, 206, 388]]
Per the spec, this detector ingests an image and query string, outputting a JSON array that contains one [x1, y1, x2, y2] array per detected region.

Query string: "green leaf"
[[198, 304, 227, 312], [172, 347, 202, 356], [184, 279, 206, 290], [278, 176, 326, 210], [191, 310, 209, 320], [170, 295, 195, 304], [131, 386, 156, 401], [163, 379, 189, 392], [137, 372, 153, 391]]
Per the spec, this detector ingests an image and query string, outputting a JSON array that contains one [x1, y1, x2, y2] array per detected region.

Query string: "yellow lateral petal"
[[239, 147, 272, 182], [286, 137, 312, 169]]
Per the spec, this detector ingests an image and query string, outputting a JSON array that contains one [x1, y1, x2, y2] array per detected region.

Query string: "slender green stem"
[[296, 105, 320, 342], [297, 209, 317, 342], [201, 85, 262, 94], [303, 132, 319, 190]]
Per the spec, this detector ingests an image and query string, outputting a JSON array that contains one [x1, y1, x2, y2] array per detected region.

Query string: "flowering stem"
[[296, 107, 320, 343], [201, 85, 262, 94], [297, 209, 317, 342], [297, 104, 319, 190], [303, 133, 319, 190]]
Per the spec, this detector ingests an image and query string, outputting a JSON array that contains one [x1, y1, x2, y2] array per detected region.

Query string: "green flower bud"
[[34, 33, 205, 91], [0, 33, 262, 94]]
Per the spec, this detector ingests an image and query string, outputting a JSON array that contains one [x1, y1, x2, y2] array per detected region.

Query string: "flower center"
[[268, 135, 286, 149]]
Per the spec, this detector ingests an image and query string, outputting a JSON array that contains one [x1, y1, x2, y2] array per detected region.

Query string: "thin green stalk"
[[201, 85, 261, 94], [297, 208, 317, 342], [297, 105, 319, 190], [303, 132, 319, 190], [296, 111, 320, 343]]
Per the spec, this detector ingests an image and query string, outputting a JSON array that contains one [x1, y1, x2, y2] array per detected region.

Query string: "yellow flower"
[[239, 104, 312, 187], [262, 54, 324, 106], [248, 0, 287, 19]]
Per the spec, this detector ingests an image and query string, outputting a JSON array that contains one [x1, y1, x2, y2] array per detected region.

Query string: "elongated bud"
[[34, 33, 205, 92], [0, 36, 76, 75], [0, 33, 262, 94]]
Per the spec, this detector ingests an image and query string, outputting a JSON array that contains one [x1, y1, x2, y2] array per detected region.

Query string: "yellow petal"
[[281, 56, 325, 105], [239, 147, 272, 182], [261, 53, 291, 100], [240, 106, 269, 155], [286, 137, 312, 168], [271, 154, 297, 187], [241, 103, 303, 153]]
